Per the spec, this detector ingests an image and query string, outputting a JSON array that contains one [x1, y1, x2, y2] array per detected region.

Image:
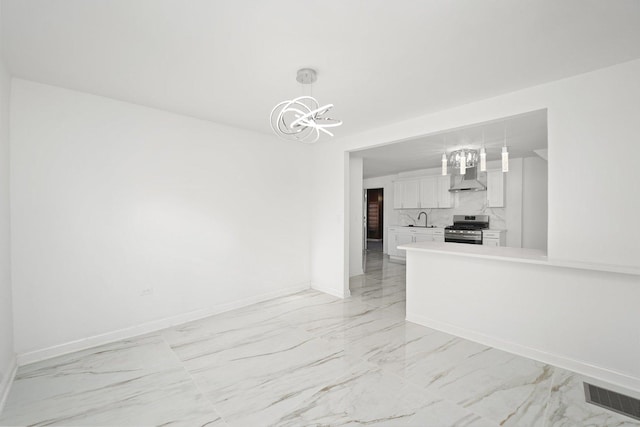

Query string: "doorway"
[[366, 188, 383, 253]]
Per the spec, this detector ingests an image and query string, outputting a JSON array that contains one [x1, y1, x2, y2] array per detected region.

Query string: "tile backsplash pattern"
[[395, 191, 506, 229]]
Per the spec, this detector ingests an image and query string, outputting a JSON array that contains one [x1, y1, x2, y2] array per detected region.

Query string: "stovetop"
[[445, 224, 488, 230], [445, 214, 490, 231]]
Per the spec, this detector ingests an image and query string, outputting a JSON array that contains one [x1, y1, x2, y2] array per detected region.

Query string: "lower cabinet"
[[413, 234, 432, 243], [482, 230, 506, 247], [388, 227, 445, 260]]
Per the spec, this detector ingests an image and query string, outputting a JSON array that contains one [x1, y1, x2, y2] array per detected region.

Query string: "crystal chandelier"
[[448, 149, 479, 175], [270, 69, 342, 143]]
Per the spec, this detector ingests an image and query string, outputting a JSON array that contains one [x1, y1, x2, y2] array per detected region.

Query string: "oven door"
[[444, 231, 482, 244]]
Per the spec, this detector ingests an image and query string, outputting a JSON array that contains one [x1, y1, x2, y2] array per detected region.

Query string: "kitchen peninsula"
[[399, 240, 640, 391]]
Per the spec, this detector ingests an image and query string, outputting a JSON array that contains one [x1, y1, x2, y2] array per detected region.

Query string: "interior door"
[[366, 188, 383, 240]]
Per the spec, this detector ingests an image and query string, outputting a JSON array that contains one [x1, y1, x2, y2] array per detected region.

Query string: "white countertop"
[[389, 225, 445, 229], [398, 241, 640, 276]]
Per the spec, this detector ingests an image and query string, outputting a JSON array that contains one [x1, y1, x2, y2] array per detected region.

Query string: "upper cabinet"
[[418, 177, 438, 208], [395, 175, 452, 209], [393, 179, 420, 209], [487, 170, 505, 207]]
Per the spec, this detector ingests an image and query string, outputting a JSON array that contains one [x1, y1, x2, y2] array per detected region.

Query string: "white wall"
[[405, 250, 640, 392], [0, 10, 15, 409], [522, 156, 548, 251], [348, 156, 363, 277], [10, 79, 312, 360], [310, 149, 346, 297], [311, 58, 640, 299]]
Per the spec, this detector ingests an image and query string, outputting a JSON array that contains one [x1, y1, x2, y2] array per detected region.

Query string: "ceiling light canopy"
[[270, 68, 342, 143]]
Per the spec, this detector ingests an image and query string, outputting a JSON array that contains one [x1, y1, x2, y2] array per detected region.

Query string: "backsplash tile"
[[394, 191, 506, 229]]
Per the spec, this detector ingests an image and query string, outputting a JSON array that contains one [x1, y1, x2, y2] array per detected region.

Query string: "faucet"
[[418, 211, 428, 227]]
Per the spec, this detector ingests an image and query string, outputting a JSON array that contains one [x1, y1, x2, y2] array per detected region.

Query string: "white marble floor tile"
[[376, 328, 554, 426], [279, 297, 397, 338], [0, 334, 224, 427], [178, 327, 364, 426], [544, 369, 640, 427], [274, 363, 500, 427]]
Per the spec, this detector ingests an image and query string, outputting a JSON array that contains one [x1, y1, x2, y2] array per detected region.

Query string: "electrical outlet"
[[140, 288, 154, 296]]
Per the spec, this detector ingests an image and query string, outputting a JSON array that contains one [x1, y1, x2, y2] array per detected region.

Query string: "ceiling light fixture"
[[270, 68, 342, 143], [502, 127, 509, 172], [441, 136, 448, 176], [479, 147, 487, 172], [479, 131, 487, 172], [449, 149, 478, 175], [441, 152, 448, 176]]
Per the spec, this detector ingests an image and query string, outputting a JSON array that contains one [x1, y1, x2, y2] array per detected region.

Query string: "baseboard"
[[0, 356, 17, 414], [17, 282, 311, 366], [311, 284, 348, 299], [406, 312, 640, 393]]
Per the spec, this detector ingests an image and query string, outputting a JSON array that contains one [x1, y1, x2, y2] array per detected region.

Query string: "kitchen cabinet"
[[395, 175, 452, 210], [388, 226, 445, 260], [413, 234, 432, 243], [393, 179, 420, 209], [418, 177, 438, 208], [487, 170, 505, 207], [437, 175, 453, 208], [483, 230, 506, 247]]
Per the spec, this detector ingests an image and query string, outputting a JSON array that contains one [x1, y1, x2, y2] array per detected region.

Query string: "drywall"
[[310, 150, 346, 297], [405, 249, 640, 391], [522, 156, 548, 251], [10, 79, 312, 359], [0, 13, 15, 409], [348, 156, 363, 277]]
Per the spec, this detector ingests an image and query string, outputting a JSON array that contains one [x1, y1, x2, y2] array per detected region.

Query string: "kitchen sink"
[[404, 225, 437, 228]]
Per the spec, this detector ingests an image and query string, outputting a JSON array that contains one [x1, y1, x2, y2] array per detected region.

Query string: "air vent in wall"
[[584, 382, 640, 421]]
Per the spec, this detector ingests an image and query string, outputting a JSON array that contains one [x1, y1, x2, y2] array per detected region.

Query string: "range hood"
[[449, 166, 486, 192]]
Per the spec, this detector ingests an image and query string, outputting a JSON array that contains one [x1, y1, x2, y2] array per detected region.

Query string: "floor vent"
[[584, 382, 640, 421]]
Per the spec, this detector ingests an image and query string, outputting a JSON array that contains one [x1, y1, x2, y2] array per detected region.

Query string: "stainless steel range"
[[444, 215, 490, 245]]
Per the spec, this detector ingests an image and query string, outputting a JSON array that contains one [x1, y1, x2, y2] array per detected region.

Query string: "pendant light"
[[441, 152, 447, 175], [479, 130, 487, 172], [441, 136, 448, 175], [501, 127, 509, 172], [270, 68, 342, 143], [460, 150, 466, 175]]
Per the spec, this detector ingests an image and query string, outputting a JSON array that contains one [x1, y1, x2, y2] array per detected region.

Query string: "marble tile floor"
[[1, 252, 638, 426]]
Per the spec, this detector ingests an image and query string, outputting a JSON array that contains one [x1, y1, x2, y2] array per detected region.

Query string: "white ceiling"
[[354, 110, 547, 179], [3, 1, 640, 138]]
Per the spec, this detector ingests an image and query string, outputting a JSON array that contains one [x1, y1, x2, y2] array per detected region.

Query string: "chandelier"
[[270, 69, 342, 143], [445, 149, 479, 175], [441, 129, 509, 175]]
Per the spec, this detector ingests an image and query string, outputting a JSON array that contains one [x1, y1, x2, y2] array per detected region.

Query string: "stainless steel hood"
[[449, 166, 486, 192]]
